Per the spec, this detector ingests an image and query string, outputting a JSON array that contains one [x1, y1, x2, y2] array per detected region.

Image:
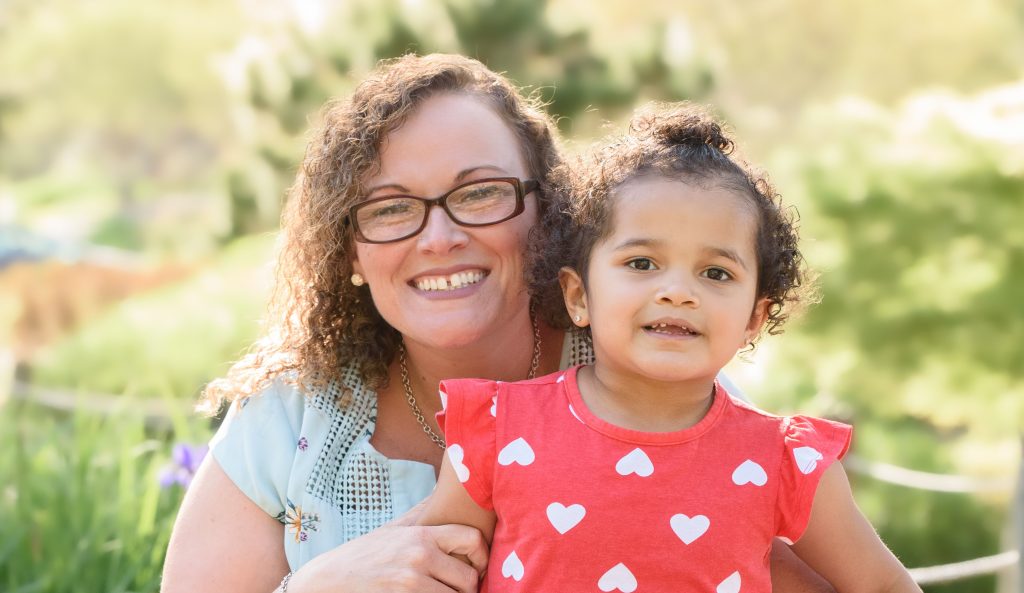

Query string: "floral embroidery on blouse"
[[298, 436, 309, 451], [275, 498, 320, 543]]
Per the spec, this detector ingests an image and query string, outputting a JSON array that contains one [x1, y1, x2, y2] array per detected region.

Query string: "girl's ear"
[[558, 267, 590, 327], [742, 297, 771, 347]]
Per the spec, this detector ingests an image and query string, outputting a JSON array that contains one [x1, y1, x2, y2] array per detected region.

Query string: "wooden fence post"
[[1016, 436, 1023, 592], [1002, 435, 1023, 593]]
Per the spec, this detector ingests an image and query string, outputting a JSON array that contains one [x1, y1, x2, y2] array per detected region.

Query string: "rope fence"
[[907, 551, 1019, 586], [844, 454, 1016, 494]]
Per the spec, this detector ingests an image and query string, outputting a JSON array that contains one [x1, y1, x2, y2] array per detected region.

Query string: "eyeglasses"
[[348, 177, 538, 244]]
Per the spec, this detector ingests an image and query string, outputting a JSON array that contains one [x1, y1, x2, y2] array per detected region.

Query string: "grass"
[[0, 393, 212, 593]]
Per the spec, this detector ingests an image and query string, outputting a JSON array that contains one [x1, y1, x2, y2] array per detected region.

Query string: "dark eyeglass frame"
[[347, 177, 539, 244]]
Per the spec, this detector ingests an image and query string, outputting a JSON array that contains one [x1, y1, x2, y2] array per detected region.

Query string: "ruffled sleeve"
[[775, 415, 853, 542], [209, 379, 307, 520], [436, 378, 501, 510]]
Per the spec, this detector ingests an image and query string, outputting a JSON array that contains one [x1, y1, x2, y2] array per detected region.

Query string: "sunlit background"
[[1, 0, 1022, 591]]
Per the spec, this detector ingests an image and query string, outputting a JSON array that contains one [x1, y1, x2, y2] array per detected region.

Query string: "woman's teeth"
[[415, 271, 485, 291]]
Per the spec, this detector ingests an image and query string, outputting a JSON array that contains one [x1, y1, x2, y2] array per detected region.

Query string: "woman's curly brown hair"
[[200, 54, 562, 413], [530, 102, 813, 346]]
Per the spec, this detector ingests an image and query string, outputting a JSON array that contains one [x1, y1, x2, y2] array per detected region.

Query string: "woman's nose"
[[416, 205, 469, 254]]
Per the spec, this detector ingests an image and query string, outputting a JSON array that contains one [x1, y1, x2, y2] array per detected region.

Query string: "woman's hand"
[[163, 456, 487, 593], [286, 523, 489, 593]]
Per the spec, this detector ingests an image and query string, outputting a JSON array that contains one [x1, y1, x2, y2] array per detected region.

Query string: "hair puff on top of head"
[[628, 102, 735, 155]]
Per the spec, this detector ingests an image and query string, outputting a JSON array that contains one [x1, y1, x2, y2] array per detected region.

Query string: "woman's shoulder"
[[207, 364, 382, 521], [229, 364, 375, 419], [211, 364, 379, 462], [560, 328, 594, 368]]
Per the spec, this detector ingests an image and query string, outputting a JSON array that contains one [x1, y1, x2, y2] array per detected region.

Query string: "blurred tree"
[[216, 0, 717, 241], [760, 86, 1024, 458], [0, 0, 244, 249]]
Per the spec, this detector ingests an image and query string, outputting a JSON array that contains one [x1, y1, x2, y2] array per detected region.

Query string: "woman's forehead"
[[362, 93, 528, 192]]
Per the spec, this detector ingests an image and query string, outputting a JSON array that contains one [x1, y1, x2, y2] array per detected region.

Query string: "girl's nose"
[[656, 276, 700, 307], [416, 205, 470, 254]]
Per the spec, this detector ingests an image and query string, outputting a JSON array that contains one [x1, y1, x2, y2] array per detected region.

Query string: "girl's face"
[[561, 176, 768, 386], [351, 93, 538, 351]]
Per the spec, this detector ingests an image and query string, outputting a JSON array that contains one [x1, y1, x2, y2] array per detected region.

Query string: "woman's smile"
[[411, 268, 488, 293]]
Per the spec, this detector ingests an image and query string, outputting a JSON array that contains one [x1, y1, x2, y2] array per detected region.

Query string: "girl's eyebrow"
[[611, 238, 660, 251], [364, 165, 508, 197], [705, 246, 749, 271], [612, 239, 750, 271]]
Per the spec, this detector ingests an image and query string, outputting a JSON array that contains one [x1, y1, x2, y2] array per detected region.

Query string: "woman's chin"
[[402, 319, 492, 351]]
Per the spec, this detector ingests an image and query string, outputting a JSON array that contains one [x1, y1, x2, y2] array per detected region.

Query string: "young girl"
[[419, 104, 919, 593]]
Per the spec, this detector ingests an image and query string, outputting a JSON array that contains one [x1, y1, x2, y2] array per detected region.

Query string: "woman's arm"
[[162, 455, 289, 593], [791, 464, 921, 593], [770, 539, 838, 593], [162, 456, 489, 593]]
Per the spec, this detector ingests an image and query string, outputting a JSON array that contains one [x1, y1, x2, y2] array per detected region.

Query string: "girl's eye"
[[703, 267, 732, 281], [626, 258, 656, 271]]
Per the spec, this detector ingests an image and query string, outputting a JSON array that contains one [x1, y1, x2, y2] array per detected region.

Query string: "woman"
[[161, 53, 833, 593]]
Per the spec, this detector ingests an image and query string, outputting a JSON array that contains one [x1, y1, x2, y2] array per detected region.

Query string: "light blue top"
[[210, 330, 745, 570]]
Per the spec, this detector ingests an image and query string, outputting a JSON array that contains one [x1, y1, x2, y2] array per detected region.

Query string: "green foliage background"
[[1, 0, 1021, 591]]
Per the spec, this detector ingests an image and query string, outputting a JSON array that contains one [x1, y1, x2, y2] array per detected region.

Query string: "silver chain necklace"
[[399, 313, 543, 450]]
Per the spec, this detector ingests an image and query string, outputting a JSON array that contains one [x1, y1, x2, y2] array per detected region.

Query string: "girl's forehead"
[[604, 177, 759, 248], [612, 176, 752, 218]]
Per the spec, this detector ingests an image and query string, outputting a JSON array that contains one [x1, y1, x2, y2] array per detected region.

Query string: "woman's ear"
[[742, 297, 771, 347], [559, 267, 589, 327]]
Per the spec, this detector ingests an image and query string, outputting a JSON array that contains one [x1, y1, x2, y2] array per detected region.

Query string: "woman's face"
[[351, 92, 538, 350]]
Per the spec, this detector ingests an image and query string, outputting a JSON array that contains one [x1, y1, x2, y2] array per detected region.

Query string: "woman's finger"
[[425, 551, 481, 593], [429, 524, 489, 574], [388, 499, 429, 527]]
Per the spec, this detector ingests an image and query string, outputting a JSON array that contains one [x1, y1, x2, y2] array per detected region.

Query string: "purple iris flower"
[[158, 443, 209, 489]]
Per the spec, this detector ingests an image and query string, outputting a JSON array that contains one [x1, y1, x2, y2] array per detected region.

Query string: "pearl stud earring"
[[351, 273, 365, 287]]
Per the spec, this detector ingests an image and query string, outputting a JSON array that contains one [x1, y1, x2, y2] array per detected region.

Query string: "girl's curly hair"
[[200, 54, 562, 413], [530, 102, 813, 346]]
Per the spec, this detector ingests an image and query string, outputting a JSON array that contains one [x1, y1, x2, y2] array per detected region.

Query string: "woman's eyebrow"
[[453, 164, 507, 182], [365, 182, 411, 196], [365, 165, 509, 197]]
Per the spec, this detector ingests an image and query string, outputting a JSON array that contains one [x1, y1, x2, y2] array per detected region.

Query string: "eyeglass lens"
[[354, 179, 520, 242]]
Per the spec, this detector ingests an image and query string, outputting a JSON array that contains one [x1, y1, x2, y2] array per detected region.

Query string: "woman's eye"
[[626, 258, 656, 271], [703, 267, 732, 281]]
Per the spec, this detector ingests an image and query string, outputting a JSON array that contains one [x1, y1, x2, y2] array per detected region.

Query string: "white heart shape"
[[717, 571, 741, 593], [447, 444, 470, 483], [498, 437, 535, 466], [670, 513, 710, 544], [731, 459, 767, 486], [490, 395, 497, 417], [546, 502, 586, 534], [568, 404, 584, 424], [598, 563, 638, 593], [501, 550, 525, 581], [793, 446, 823, 474], [615, 448, 654, 477]]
